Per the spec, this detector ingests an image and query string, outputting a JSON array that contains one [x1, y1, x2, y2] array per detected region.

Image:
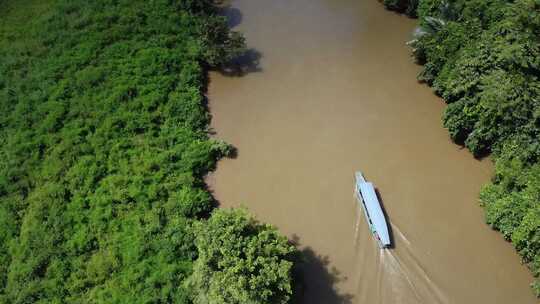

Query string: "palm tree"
[[407, 1, 458, 61]]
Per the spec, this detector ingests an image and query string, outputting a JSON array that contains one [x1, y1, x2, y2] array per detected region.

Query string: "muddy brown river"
[[206, 0, 537, 303]]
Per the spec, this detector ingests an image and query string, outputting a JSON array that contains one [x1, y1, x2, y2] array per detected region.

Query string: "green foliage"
[[198, 15, 247, 67], [395, 0, 540, 295], [0, 0, 292, 303], [189, 209, 296, 304], [481, 151, 540, 295]]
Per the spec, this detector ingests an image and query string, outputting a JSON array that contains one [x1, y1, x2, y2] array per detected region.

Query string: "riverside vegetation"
[[0, 0, 296, 303], [385, 0, 540, 295]]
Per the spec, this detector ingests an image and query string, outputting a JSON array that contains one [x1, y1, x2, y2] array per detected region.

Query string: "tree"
[[189, 209, 296, 304]]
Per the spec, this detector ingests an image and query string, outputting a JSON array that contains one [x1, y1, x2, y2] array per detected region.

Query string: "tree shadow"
[[219, 6, 243, 28], [218, 48, 263, 77], [445, 134, 491, 161], [213, 2, 263, 76], [290, 235, 354, 304]]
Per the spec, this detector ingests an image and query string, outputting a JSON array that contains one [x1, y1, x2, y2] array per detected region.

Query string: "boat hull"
[[355, 172, 391, 248]]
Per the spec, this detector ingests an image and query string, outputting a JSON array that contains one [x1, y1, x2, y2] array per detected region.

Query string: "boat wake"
[[352, 200, 448, 304]]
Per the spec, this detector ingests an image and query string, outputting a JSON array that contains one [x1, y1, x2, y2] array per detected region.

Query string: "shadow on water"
[[219, 6, 243, 28], [374, 188, 395, 249], [290, 235, 354, 304], [219, 48, 263, 77], [215, 2, 263, 76]]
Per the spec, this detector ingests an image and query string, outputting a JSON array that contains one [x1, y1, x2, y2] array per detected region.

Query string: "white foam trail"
[[391, 223, 411, 246], [353, 217, 448, 304], [382, 226, 448, 304], [382, 249, 423, 303], [353, 191, 362, 246]]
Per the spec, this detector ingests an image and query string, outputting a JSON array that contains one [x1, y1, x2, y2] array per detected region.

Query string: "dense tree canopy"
[[392, 0, 540, 295], [189, 209, 296, 304], [0, 0, 294, 303]]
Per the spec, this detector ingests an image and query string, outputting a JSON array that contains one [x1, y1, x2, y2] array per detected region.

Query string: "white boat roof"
[[358, 182, 391, 246]]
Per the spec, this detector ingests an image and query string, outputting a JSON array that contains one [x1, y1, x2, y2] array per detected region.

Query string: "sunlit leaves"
[[189, 209, 296, 304]]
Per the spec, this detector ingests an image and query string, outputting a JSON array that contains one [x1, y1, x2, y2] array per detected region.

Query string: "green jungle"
[[0, 0, 295, 303], [385, 0, 540, 295]]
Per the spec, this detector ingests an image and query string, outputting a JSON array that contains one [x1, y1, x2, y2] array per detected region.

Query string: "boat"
[[355, 171, 391, 248]]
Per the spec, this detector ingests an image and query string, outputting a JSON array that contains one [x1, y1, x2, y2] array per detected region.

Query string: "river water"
[[206, 0, 537, 303]]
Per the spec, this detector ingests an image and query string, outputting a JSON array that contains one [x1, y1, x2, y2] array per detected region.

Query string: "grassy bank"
[[0, 0, 295, 303], [386, 0, 540, 295]]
